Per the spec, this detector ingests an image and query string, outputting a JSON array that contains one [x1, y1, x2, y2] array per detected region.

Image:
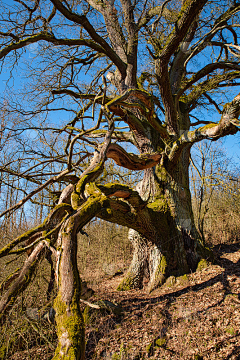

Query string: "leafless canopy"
[[0, 1, 240, 358], [0, 1, 239, 218]]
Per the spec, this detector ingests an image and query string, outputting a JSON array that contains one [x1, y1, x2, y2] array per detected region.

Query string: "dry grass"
[[0, 257, 57, 360], [84, 243, 240, 360], [0, 217, 240, 359], [77, 221, 132, 283], [203, 201, 240, 246], [192, 191, 240, 246]]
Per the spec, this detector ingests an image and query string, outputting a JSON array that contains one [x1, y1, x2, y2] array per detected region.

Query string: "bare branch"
[[168, 92, 240, 163], [106, 143, 161, 170], [183, 4, 240, 68], [0, 169, 71, 219], [0, 203, 72, 258], [137, 0, 173, 29], [177, 62, 240, 100], [203, 93, 222, 114], [50, 0, 127, 75], [0, 242, 46, 318]]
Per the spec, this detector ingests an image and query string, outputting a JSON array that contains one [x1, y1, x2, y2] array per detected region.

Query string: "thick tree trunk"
[[53, 217, 85, 360], [118, 148, 208, 292], [52, 187, 109, 360]]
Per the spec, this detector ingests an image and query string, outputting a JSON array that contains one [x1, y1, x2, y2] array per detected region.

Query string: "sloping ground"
[[9, 243, 240, 360], [85, 243, 240, 360]]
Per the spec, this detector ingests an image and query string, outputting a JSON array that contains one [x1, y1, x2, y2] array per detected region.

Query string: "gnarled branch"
[[168, 93, 240, 164], [106, 143, 161, 170]]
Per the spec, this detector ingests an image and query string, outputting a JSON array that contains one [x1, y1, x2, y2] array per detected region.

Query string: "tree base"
[[117, 229, 214, 292]]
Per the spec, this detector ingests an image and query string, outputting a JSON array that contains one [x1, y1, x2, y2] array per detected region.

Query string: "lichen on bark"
[[53, 216, 85, 360]]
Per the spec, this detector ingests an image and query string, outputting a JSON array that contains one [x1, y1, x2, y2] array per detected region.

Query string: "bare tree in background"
[[191, 141, 240, 244], [0, 0, 240, 358]]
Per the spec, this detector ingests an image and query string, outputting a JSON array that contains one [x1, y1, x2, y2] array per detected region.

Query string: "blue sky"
[[1, 59, 240, 165], [224, 133, 240, 164], [0, 0, 240, 167]]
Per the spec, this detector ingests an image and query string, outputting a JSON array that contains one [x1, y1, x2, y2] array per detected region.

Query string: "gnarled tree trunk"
[[1, 1, 240, 359], [117, 133, 207, 292], [53, 216, 85, 360]]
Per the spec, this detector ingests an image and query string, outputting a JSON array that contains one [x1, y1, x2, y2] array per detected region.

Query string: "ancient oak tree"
[[0, 0, 240, 358]]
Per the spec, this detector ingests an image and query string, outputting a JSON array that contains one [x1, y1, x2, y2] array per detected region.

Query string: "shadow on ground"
[[86, 242, 240, 359]]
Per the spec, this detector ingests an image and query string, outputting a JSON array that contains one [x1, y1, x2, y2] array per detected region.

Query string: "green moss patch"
[[196, 259, 209, 272]]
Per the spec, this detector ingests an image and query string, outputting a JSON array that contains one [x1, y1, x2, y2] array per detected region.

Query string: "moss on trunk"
[[117, 153, 211, 292], [53, 294, 85, 360], [53, 215, 85, 359]]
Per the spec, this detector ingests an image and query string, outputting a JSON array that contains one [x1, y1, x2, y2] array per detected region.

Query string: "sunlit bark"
[[0, 1, 240, 358]]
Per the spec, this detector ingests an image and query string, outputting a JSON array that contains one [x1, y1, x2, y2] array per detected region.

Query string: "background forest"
[[0, 139, 240, 360], [0, 0, 240, 358]]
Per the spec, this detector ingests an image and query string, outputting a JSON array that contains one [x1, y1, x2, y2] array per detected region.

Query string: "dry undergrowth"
[[83, 243, 240, 360], [0, 223, 240, 359]]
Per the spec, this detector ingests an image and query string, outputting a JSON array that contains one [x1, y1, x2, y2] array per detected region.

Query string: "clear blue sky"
[[224, 133, 240, 164]]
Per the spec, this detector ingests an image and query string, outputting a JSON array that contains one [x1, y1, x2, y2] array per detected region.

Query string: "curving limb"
[[106, 143, 162, 170], [0, 241, 47, 319], [168, 93, 240, 164], [0, 203, 73, 259]]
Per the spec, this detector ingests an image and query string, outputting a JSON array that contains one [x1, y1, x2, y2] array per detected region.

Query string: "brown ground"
[[8, 243, 240, 360], [84, 243, 240, 360]]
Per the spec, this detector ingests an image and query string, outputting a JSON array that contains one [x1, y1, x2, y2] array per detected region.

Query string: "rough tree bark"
[[117, 150, 202, 292], [1, 1, 240, 359], [101, 92, 210, 292]]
